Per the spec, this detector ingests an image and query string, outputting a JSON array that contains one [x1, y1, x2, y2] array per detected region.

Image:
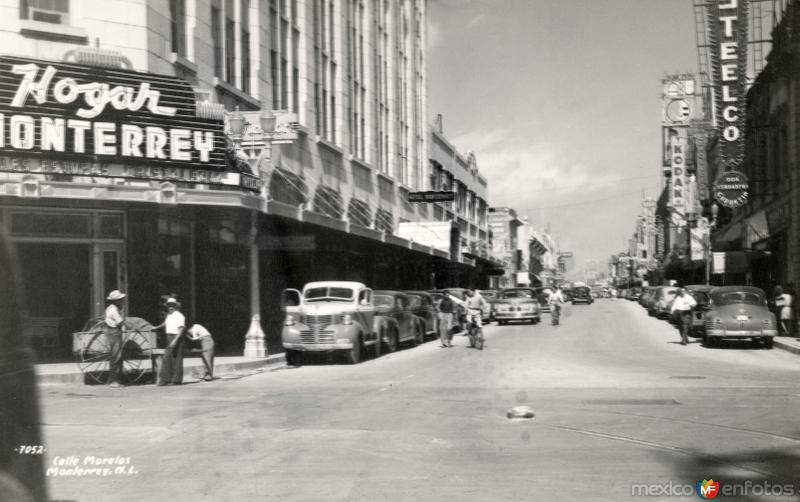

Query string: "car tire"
[[373, 332, 382, 358], [346, 336, 362, 364], [498, 320, 506, 326], [763, 337, 774, 349], [413, 324, 423, 346], [385, 330, 398, 353], [702, 334, 715, 348], [285, 349, 301, 366]]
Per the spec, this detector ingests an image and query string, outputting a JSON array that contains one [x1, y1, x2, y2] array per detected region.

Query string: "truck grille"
[[299, 329, 335, 344], [302, 314, 340, 326]]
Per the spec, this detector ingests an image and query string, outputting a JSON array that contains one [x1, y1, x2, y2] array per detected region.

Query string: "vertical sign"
[[671, 135, 687, 227], [707, 0, 749, 171], [691, 217, 709, 260]]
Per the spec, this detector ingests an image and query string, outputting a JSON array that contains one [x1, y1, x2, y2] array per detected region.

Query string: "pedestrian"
[[436, 291, 456, 348], [774, 286, 794, 337], [187, 323, 215, 381], [104, 290, 127, 388], [670, 287, 697, 345], [153, 297, 185, 385]]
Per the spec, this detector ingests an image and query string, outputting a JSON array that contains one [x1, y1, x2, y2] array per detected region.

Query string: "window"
[[240, 0, 250, 94], [211, 0, 253, 94], [170, 0, 186, 56], [20, 0, 68, 24], [211, 4, 224, 78]]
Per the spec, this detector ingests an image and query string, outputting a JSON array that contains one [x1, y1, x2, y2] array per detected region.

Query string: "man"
[[104, 290, 127, 388], [154, 298, 186, 385], [436, 292, 456, 348], [187, 323, 215, 381], [671, 288, 697, 345], [549, 286, 566, 325]]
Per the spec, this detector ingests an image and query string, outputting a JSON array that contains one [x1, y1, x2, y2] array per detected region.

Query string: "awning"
[[713, 221, 743, 245]]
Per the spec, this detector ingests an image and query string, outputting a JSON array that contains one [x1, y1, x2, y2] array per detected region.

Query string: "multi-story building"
[[488, 206, 523, 288], [0, 0, 496, 359]]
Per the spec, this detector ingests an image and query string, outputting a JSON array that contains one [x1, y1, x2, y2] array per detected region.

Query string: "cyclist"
[[450, 290, 487, 347], [549, 285, 566, 325]]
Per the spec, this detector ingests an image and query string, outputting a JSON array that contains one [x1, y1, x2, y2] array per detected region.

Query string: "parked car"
[[493, 288, 541, 325], [571, 286, 594, 305], [533, 287, 553, 313], [651, 286, 678, 318], [404, 291, 438, 339], [373, 291, 426, 350], [682, 285, 714, 336], [703, 286, 777, 348], [481, 289, 501, 321], [281, 281, 380, 365]]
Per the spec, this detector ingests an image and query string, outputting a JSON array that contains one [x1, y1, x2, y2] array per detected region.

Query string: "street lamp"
[[227, 106, 277, 358], [705, 202, 719, 286]]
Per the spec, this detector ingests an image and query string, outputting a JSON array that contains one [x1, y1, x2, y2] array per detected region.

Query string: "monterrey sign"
[[0, 55, 233, 186], [707, 0, 748, 170]]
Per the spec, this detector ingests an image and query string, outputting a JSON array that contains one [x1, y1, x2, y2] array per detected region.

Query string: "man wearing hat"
[[104, 290, 127, 388], [154, 297, 186, 385]]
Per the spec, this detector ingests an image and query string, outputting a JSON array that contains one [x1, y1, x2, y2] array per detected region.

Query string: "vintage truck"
[[282, 281, 399, 365]]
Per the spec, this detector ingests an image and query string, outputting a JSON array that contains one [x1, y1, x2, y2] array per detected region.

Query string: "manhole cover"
[[669, 376, 706, 379], [506, 406, 535, 419], [583, 399, 680, 406]]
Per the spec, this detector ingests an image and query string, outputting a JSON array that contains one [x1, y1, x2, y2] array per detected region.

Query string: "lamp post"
[[705, 202, 719, 286], [228, 106, 277, 358]]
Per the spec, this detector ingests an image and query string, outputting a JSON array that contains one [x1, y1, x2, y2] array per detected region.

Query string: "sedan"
[[373, 291, 426, 350], [405, 291, 438, 339], [703, 286, 777, 348], [493, 288, 541, 325]]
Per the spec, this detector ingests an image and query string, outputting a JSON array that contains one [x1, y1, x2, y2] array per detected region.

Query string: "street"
[[41, 299, 800, 502]]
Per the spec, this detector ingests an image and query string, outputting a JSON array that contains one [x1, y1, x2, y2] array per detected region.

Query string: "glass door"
[[92, 243, 127, 318]]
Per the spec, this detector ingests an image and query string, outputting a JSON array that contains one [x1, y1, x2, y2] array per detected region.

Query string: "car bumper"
[[283, 341, 354, 351], [572, 299, 592, 304], [706, 329, 777, 339], [494, 312, 539, 321]]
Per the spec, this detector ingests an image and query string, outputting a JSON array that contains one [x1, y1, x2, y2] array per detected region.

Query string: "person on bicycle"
[[549, 286, 566, 325]]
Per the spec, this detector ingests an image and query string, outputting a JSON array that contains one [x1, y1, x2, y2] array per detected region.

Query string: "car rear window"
[[407, 295, 422, 307], [374, 295, 394, 308], [711, 291, 766, 306], [502, 289, 534, 299]]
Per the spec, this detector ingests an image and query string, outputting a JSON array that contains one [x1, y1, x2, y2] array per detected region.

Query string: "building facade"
[[0, 0, 500, 360]]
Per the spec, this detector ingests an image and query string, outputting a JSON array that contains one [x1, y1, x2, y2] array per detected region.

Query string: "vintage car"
[[651, 286, 678, 318], [533, 287, 553, 313], [703, 286, 777, 348], [405, 291, 438, 338], [673, 284, 714, 336], [373, 291, 426, 349], [281, 281, 380, 365], [493, 287, 541, 325], [571, 286, 593, 305], [481, 289, 500, 321]]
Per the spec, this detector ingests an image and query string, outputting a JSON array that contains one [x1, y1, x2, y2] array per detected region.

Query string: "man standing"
[[104, 290, 127, 388], [154, 298, 186, 385], [671, 288, 697, 345], [549, 286, 566, 325], [436, 292, 456, 348]]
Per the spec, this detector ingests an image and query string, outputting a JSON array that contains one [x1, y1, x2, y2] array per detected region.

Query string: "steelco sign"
[[0, 55, 225, 172], [713, 170, 749, 208], [707, 0, 749, 169]]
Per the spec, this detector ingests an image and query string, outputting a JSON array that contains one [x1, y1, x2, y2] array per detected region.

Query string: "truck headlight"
[[343, 314, 353, 325], [284, 315, 296, 326]]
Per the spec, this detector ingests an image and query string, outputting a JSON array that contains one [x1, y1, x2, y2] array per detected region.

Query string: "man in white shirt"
[[187, 324, 215, 381], [671, 288, 697, 346], [154, 298, 186, 385], [104, 290, 127, 388]]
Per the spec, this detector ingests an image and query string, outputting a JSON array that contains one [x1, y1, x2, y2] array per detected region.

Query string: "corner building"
[[0, 0, 490, 359]]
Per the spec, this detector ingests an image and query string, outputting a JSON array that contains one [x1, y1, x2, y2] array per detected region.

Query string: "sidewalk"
[[36, 352, 286, 385], [773, 336, 800, 355]]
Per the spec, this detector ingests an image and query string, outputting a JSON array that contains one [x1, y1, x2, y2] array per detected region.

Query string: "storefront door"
[[92, 243, 127, 318]]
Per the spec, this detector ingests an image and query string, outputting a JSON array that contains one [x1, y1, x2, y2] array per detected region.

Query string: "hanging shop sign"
[[670, 136, 687, 227], [713, 170, 749, 208], [707, 0, 749, 171], [0, 55, 232, 184]]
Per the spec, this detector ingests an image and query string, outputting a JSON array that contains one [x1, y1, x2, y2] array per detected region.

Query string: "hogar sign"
[[708, 0, 748, 168], [0, 55, 226, 171]]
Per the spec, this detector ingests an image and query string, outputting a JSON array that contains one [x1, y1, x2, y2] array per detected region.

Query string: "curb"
[[773, 338, 800, 355], [37, 353, 286, 385]]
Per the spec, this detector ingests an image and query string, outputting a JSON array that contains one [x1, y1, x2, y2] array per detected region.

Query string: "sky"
[[427, 0, 699, 270]]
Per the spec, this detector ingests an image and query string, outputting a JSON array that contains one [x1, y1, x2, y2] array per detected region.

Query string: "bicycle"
[[466, 310, 484, 350]]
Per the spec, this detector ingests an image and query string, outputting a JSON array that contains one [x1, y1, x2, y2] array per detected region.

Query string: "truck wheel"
[[346, 337, 362, 364], [285, 349, 301, 366]]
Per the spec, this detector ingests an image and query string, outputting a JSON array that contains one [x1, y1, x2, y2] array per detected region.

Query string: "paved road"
[[40, 300, 800, 501]]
